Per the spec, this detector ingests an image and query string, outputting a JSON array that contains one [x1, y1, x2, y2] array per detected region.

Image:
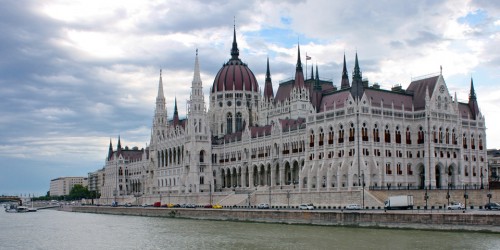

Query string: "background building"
[[49, 177, 87, 196]]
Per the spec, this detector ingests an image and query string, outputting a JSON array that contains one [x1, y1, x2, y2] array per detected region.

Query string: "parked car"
[[186, 204, 196, 208], [124, 203, 132, 207], [141, 203, 150, 207], [299, 204, 314, 210], [345, 204, 362, 210], [484, 202, 500, 210], [153, 202, 161, 207], [203, 204, 213, 208], [212, 204, 223, 209], [111, 201, 119, 207], [447, 202, 465, 210], [258, 203, 270, 209]]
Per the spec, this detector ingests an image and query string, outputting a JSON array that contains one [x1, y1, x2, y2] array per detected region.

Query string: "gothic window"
[[349, 123, 355, 142], [385, 163, 392, 175], [384, 125, 390, 143], [471, 134, 475, 149], [463, 133, 468, 149], [397, 163, 402, 175], [319, 128, 324, 146], [338, 125, 344, 143], [236, 112, 242, 132], [445, 128, 449, 144], [418, 126, 425, 144], [227, 113, 233, 134], [199, 150, 205, 163], [479, 135, 483, 150], [406, 127, 411, 144], [362, 123, 368, 141], [395, 126, 401, 144], [309, 130, 315, 147], [373, 124, 380, 142], [452, 129, 457, 145], [439, 127, 443, 143], [328, 127, 334, 144]]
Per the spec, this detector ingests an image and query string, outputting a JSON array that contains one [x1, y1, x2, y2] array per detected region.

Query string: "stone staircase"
[[216, 193, 250, 206]]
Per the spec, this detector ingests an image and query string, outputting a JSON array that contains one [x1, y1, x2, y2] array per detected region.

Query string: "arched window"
[[227, 113, 233, 134], [319, 128, 324, 146], [362, 123, 368, 141], [199, 150, 205, 163], [373, 124, 380, 142], [349, 123, 355, 142], [384, 125, 390, 143], [309, 130, 315, 147], [328, 127, 334, 144], [395, 126, 401, 144], [418, 126, 424, 144], [406, 127, 411, 144], [235, 112, 242, 132], [338, 125, 344, 143]]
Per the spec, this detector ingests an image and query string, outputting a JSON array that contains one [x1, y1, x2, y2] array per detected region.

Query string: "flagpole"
[[305, 52, 308, 79]]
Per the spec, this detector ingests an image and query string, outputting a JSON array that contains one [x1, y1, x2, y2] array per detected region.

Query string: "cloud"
[[1, 0, 499, 195]]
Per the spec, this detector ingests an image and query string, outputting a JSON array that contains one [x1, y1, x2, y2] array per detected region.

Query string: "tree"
[[68, 184, 90, 200]]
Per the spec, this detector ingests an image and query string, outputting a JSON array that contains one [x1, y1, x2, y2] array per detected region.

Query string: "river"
[[0, 209, 499, 250]]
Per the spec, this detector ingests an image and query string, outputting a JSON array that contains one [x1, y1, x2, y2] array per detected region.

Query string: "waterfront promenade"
[[63, 205, 500, 233]]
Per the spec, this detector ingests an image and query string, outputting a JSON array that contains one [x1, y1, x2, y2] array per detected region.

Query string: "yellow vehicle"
[[212, 204, 223, 209], [167, 203, 175, 208]]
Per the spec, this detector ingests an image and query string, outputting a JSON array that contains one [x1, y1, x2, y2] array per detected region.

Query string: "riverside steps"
[[64, 206, 500, 233]]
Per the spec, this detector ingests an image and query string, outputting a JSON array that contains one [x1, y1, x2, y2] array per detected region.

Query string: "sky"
[[1, 0, 499, 196]]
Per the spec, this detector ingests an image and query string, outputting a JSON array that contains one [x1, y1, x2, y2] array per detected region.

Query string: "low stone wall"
[[67, 206, 500, 233]]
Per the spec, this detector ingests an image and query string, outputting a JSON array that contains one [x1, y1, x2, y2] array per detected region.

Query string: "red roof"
[[406, 75, 439, 110], [212, 60, 259, 93]]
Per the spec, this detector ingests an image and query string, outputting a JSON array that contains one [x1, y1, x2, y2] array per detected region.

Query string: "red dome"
[[212, 59, 259, 93]]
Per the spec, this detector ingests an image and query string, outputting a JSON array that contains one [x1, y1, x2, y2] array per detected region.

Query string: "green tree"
[[68, 184, 90, 200]]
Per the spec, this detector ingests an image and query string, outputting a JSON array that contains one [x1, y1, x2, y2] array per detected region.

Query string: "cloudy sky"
[[1, 0, 499, 196]]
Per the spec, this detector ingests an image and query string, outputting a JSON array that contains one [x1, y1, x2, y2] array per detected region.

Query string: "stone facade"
[[95, 28, 488, 206]]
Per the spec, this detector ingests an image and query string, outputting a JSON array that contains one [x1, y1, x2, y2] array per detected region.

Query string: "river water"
[[0, 209, 498, 250]]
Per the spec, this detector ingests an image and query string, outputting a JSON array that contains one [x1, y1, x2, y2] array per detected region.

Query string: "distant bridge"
[[0, 196, 22, 205]]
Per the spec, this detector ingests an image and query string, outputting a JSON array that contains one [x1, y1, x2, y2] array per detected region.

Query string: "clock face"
[[439, 85, 445, 93]]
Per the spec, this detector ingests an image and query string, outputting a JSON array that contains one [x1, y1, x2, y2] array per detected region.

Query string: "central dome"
[[211, 27, 259, 93]]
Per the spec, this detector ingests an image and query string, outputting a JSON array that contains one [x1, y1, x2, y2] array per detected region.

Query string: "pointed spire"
[[350, 52, 364, 99], [173, 97, 180, 126], [265, 57, 271, 81], [341, 53, 350, 89], [192, 49, 202, 85], [294, 43, 305, 89], [107, 138, 113, 160], [310, 64, 314, 80], [117, 135, 122, 156], [353, 52, 362, 81], [157, 69, 165, 99], [469, 78, 476, 100], [264, 57, 274, 101], [230, 21, 240, 60], [296, 43, 303, 71], [314, 64, 321, 90], [468, 77, 479, 119]]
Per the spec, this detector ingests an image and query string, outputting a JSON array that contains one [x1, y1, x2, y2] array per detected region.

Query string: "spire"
[[350, 52, 364, 99], [468, 77, 479, 119], [264, 57, 274, 101], [294, 43, 305, 89], [469, 78, 476, 100], [157, 69, 164, 99], [117, 135, 122, 156], [230, 21, 240, 60], [296, 43, 303, 71], [341, 53, 350, 89], [310, 64, 314, 80], [353, 52, 362, 81], [314, 64, 321, 90], [173, 97, 179, 125], [107, 138, 113, 160], [192, 49, 202, 85]]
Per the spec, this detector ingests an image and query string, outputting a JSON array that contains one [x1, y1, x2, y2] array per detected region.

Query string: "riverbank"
[[63, 206, 500, 233]]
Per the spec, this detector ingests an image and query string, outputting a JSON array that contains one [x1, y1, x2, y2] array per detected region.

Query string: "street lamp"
[[209, 181, 212, 206], [424, 188, 429, 210], [268, 187, 272, 208], [446, 184, 450, 206], [464, 185, 468, 211]]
